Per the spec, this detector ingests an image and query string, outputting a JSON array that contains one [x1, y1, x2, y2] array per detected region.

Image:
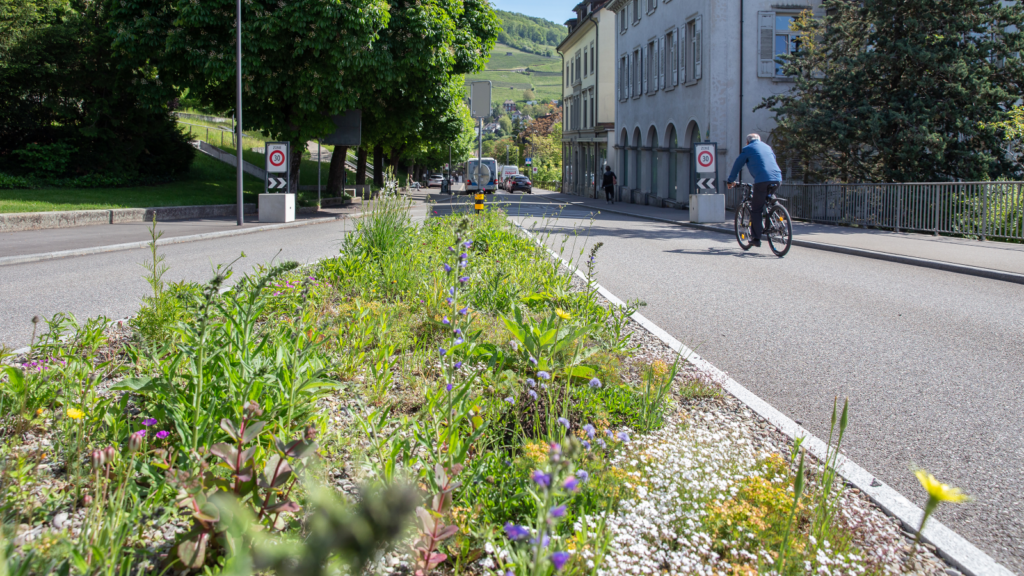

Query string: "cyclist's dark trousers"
[[750, 181, 780, 240], [604, 186, 614, 201]]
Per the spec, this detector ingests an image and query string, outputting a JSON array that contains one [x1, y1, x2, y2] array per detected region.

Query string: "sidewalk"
[[0, 203, 364, 261], [532, 189, 1024, 277]]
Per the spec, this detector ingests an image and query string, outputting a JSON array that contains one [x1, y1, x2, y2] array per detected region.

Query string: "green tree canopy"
[[494, 9, 564, 56], [760, 0, 1024, 183]]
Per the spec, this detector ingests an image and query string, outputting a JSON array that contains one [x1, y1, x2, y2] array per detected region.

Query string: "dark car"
[[509, 175, 532, 194]]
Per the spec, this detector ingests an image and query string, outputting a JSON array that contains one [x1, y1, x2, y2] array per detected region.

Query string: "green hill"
[[467, 43, 562, 106], [495, 9, 566, 57]]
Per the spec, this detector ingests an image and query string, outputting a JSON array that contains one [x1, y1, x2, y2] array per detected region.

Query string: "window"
[[583, 48, 588, 77], [647, 0, 656, 14], [566, 64, 570, 86], [641, 45, 647, 94], [686, 15, 702, 83], [582, 94, 587, 127], [620, 10, 627, 33], [590, 90, 595, 127], [758, 11, 801, 78], [590, 42, 595, 73], [618, 55, 627, 100], [632, 0, 640, 23], [576, 52, 582, 83], [667, 29, 678, 86]]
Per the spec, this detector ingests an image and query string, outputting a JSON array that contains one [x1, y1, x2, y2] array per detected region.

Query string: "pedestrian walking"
[[601, 165, 617, 204]]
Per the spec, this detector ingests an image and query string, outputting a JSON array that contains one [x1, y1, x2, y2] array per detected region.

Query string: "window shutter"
[[617, 57, 622, 100], [758, 11, 775, 77], [694, 15, 702, 80], [627, 53, 632, 97], [672, 28, 679, 85], [642, 45, 648, 93], [679, 25, 686, 83], [658, 36, 666, 89]]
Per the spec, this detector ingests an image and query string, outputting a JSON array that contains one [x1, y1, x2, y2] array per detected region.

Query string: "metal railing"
[[753, 182, 1024, 242]]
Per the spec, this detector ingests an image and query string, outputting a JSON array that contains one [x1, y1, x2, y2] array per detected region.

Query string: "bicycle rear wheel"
[[766, 204, 793, 257], [734, 202, 753, 251]]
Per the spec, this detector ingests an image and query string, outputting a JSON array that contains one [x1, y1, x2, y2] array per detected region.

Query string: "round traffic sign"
[[697, 150, 714, 169], [269, 150, 286, 168]]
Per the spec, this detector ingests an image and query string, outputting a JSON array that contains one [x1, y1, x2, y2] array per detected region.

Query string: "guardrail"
[[725, 182, 1024, 242]]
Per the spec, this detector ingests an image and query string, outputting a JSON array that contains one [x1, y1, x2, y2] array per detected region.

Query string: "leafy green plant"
[[413, 464, 463, 575], [776, 452, 806, 574], [812, 397, 849, 545], [11, 142, 77, 177], [0, 367, 54, 436], [166, 401, 317, 569]]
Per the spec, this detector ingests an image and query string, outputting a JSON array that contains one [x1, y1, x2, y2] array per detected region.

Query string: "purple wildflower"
[[550, 551, 570, 571], [156, 430, 170, 439], [538, 371, 551, 380], [142, 418, 157, 427], [562, 477, 579, 492], [528, 356, 538, 366], [442, 316, 450, 325], [444, 263, 452, 273], [446, 297, 454, 304], [459, 253, 468, 259], [439, 348, 447, 357], [582, 424, 596, 439], [549, 504, 567, 518], [617, 431, 630, 443], [582, 440, 591, 450], [528, 390, 538, 400], [597, 439, 606, 448], [588, 377, 602, 388], [576, 470, 589, 483], [446, 383, 453, 392], [458, 307, 469, 315], [557, 417, 570, 430], [463, 240, 473, 248], [504, 523, 530, 541], [504, 397, 515, 404], [531, 534, 551, 547], [531, 470, 551, 488], [526, 378, 536, 388], [453, 361, 463, 369], [453, 338, 464, 346], [458, 276, 469, 283]]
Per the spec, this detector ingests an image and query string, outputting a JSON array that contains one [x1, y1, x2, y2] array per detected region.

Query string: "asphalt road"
[[486, 195, 1024, 574], [0, 219, 359, 349]]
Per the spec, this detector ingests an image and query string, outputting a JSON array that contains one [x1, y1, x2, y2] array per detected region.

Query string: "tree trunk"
[[326, 145, 348, 197], [289, 141, 303, 195], [356, 147, 367, 185], [373, 144, 384, 187]]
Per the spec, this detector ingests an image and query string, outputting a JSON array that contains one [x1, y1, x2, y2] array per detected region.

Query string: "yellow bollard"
[[474, 192, 484, 213]]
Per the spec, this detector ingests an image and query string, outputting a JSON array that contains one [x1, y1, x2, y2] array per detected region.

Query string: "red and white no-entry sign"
[[267, 143, 289, 173], [695, 143, 716, 172]]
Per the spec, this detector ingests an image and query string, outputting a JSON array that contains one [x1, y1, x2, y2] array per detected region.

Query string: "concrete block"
[[0, 209, 111, 232], [259, 194, 295, 223], [689, 193, 726, 223]]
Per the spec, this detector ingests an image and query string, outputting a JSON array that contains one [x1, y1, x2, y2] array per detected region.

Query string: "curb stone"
[[541, 198, 1024, 286], [513, 222, 1016, 576], [0, 214, 360, 268]]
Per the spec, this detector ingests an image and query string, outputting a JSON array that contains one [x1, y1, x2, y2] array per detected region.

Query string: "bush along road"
[[0, 191, 968, 575]]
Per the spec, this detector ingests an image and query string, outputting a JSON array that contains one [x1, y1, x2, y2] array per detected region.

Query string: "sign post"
[[260, 141, 294, 223], [470, 81, 491, 213], [690, 141, 725, 223]]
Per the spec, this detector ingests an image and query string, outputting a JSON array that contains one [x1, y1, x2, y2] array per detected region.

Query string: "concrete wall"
[[0, 204, 258, 233]]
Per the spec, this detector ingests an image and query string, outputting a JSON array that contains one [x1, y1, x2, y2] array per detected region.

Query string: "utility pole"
[[234, 0, 243, 226]]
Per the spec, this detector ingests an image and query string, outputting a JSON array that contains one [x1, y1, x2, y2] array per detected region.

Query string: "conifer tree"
[[761, 0, 1024, 182]]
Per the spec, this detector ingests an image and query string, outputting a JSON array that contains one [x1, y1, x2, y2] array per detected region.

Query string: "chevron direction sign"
[[263, 141, 291, 195], [697, 177, 716, 190]]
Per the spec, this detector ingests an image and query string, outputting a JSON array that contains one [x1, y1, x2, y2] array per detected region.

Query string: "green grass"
[[483, 43, 560, 70], [0, 154, 264, 213]]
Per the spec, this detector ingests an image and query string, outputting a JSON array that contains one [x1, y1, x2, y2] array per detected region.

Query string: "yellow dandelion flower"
[[555, 308, 571, 320], [915, 469, 969, 504], [66, 408, 85, 420]]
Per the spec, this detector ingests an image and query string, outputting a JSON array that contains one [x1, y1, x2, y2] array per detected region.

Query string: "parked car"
[[427, 174, 444, 188], [502, 176, 514, 192], [509, 175, 532, 194]]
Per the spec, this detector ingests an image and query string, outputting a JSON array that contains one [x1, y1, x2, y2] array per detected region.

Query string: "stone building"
[[605, 0, 820, 206], [558, 0, 617, 198]]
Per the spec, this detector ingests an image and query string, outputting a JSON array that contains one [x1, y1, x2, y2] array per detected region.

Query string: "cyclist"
[[726, 134, 782, 247]]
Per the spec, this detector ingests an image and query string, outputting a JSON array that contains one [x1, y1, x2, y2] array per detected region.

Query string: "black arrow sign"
[[267, 177, 287, 189]]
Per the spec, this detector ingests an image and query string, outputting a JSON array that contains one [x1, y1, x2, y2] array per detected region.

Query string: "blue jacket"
[[727, 140, 782, 184]]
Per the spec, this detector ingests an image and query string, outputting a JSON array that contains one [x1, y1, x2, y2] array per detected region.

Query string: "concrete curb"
[[545, 198, 1024, 285], [0, 214, 357, 268], [513, 222, 1015, 576], [0, 204, 258, 233]]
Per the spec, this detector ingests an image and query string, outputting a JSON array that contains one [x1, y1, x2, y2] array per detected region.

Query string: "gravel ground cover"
[[0, 198, 965, 575]]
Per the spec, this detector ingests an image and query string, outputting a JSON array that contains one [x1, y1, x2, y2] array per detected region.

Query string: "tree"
[[498, 116, 513, 134], [330, 0, 498, 188], [110, 0, 391, 193], [0, 0, 193, 178], [760, 0, 1024, 183], [523, 89, 536, 101]]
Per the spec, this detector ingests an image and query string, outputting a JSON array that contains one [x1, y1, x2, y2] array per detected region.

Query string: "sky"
[[490, 0, 577, 26]]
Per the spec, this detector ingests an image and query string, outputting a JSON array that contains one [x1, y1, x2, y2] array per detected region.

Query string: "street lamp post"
[[235, 0, 243, 226]]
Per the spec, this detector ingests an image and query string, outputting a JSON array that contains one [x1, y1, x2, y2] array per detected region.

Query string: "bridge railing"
[[766, 182, 1024, 241]]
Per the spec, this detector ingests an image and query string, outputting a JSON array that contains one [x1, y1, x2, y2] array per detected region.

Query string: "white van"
[[465, 157, 498, 194]]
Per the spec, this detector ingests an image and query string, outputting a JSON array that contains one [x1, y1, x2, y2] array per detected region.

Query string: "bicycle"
[[733, 182, 793, 257]]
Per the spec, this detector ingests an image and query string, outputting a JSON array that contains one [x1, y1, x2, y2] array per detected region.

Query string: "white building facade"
[[558, 0, 617, 198], [606, 0, 819, 206]]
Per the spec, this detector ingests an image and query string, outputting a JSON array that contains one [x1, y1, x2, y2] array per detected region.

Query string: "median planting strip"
[[0, 195, 998, 574]]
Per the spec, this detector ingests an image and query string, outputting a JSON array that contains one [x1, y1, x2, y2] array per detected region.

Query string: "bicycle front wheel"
[[735, 202, 753, 251], [766, 204, 793, 257]]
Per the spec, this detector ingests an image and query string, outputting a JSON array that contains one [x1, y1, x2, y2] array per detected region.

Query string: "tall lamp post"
[[235, 0, 243, 226]]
